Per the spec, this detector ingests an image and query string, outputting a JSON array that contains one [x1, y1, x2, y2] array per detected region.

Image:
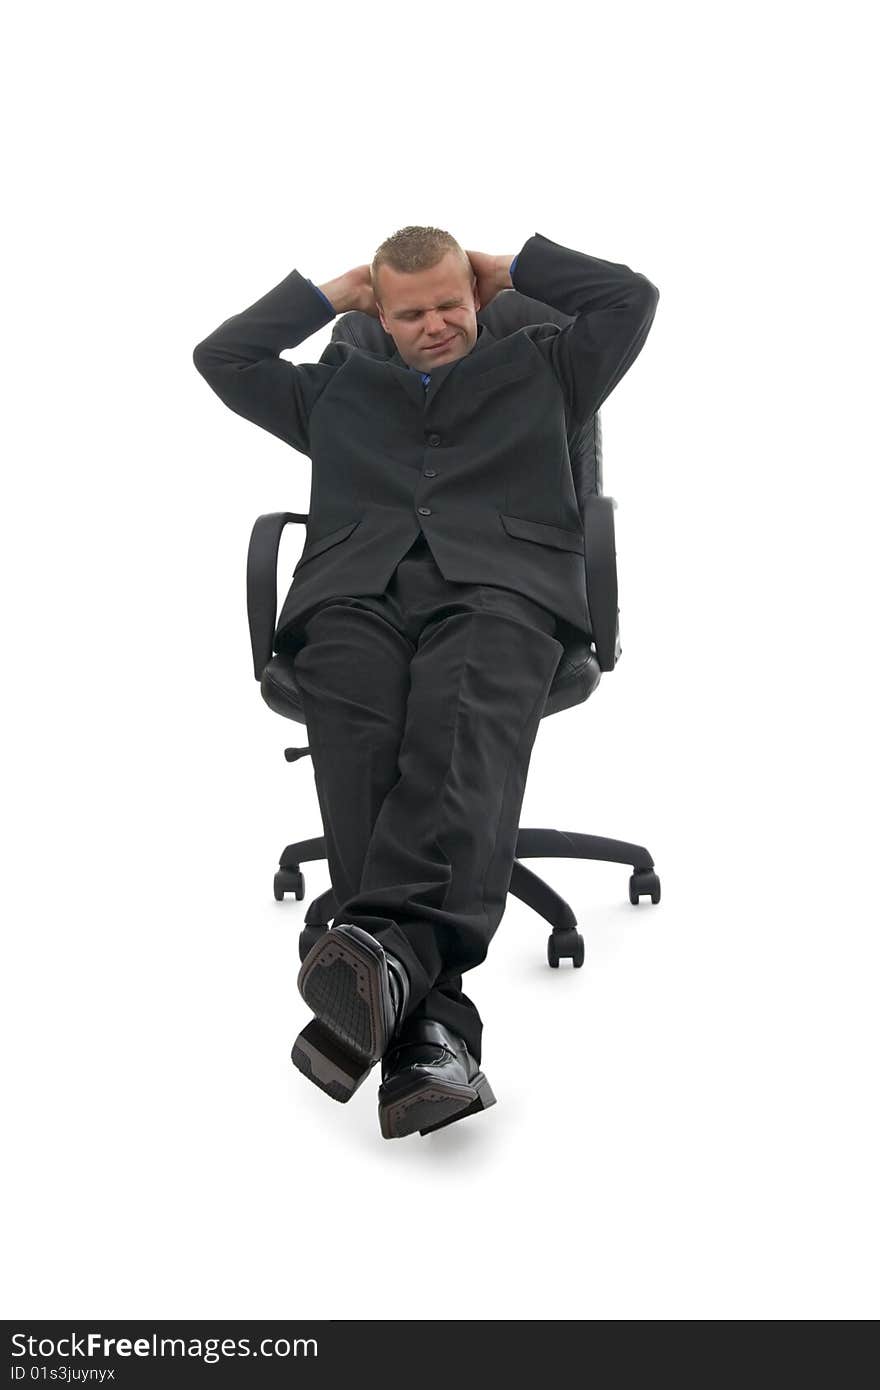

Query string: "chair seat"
[[260, 634, 601, 725]]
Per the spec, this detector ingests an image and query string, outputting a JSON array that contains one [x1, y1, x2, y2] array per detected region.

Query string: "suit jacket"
[[192, 231, 659, 658]]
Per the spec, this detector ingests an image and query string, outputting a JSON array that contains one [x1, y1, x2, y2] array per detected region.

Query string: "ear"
[[372, 267, 385, 330], [471, 275, 481, 314]]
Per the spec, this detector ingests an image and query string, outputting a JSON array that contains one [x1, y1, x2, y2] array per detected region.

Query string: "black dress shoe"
[[291, 923, 410, 1103], [377, 1019, 497, 1140]]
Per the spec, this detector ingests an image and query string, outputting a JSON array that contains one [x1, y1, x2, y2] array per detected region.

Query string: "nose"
[[424, 312, 448, 337]]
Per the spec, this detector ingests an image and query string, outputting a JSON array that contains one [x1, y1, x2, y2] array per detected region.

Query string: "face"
[[375, 250, 480, 372]]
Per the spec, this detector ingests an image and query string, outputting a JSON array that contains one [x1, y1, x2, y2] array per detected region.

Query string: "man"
[[193, 228, 659, 1140]]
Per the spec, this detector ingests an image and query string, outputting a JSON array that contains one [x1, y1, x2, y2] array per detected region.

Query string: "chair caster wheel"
[[298, 923, 330, 963], [629, 870, 661, 905], [274, 868, 305, 902], [547, 929, 585, 968]]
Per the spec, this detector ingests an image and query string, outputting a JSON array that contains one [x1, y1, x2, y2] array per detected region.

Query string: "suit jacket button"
[[423, 468, 437, 477], [427, 433, 441, 446], [418, 506, 432, 516]]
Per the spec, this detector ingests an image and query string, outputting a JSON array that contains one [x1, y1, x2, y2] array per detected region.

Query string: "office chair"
[[246, 289, 661, 970]]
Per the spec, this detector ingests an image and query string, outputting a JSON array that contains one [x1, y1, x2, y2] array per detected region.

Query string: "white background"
[[3, 0, 877, 1321]]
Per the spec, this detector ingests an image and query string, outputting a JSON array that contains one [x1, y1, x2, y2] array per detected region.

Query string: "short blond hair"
[[371, 225, 473, 302]]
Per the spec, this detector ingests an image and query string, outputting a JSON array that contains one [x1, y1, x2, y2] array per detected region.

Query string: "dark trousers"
[[291, 533, 564, 1062]]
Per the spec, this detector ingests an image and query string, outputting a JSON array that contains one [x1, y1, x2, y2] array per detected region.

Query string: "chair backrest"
[[253, 290, 612, 724]]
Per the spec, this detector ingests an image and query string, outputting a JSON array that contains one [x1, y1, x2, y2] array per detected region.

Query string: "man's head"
[[371, 226, 480, 372]]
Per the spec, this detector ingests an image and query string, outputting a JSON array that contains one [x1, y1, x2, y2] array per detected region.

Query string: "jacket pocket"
[[499, 512, 585, 553], [294, 518, 361, 572], [473, 361, 533, 392]]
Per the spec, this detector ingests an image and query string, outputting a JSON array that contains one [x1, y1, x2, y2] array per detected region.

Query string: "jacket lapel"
[[389, 322, 497, 410]]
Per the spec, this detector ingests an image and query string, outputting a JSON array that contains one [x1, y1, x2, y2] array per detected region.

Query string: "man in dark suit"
[[193, 228, 659, 1139]]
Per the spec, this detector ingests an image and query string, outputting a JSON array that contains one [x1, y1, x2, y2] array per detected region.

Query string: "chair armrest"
[[246, 511, 308, 679], [584, 495, 621, 671]]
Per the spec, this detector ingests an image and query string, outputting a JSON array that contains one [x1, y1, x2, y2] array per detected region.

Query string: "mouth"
[[426, 335, 456, 351]]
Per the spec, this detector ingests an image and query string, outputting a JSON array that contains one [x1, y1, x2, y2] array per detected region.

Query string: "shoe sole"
[[378, 1072, 497, 1139], [290, 1018, 373, 1102], [293, 928, 394, 1101]]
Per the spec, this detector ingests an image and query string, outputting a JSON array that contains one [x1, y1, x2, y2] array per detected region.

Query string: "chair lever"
[[284, 746, 312, 762]]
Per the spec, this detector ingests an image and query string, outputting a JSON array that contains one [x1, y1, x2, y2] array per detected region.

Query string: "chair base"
[[273, 828, 660, 968]]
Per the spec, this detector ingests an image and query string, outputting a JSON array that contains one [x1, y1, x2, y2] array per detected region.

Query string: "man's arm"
[[464, 250, 517, 309], [508, 232, 659, 425], [192, 265, 365, 454]]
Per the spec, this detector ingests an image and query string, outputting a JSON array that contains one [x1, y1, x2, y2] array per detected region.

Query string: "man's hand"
[[317, 264, 380, 318], [465, 251, 515, 311], [319, 252, 514, 318]]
